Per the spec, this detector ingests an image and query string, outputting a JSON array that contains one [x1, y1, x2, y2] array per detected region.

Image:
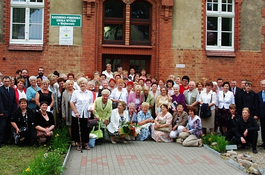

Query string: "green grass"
[[0, 145, 47, 175]]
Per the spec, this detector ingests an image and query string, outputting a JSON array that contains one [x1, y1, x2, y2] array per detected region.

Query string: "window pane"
[[105, 0, 124, 18], [222, 0, 227, 3], [221, 32, 232, 46], [104, 24, 123, 40], [222, 4, 226, 11], [13, 8, 25, 23], [207, 3, 212, 11], [228, 0, 232, 3], [222, 18, 232, 31], [29, 25, 42, 40], [207, 32, 217, 46], [213, 0, 218, 2], [228, 5, 232, 12], [131, 25, 149, 41], [12, 24, 25, 39], [213, 4, 218, 11], [30, 9, 43, 23], [131, 2, 150, 19], [207, 17, 218, 31]]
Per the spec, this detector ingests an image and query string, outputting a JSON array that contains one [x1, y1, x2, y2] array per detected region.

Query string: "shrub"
[[202, 133, 228, 153], [20, 150, 64, 175]]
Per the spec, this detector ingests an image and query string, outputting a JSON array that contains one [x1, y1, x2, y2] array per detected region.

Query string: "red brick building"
[[0, 0, 264, 91]]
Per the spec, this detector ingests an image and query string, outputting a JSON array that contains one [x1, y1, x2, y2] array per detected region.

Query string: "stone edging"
[[61, 144, 72, 174]]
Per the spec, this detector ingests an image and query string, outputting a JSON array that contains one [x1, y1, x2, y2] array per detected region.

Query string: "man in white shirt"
[[183, 81, 199, 114]]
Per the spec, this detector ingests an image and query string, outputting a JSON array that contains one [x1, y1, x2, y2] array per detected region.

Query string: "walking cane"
[[78, 118, 83, 153]]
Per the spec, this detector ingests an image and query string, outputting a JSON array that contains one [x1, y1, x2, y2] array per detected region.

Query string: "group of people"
[[0, 64, 264, 154]]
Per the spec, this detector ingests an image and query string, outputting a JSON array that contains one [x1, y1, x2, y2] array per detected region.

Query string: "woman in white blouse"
[[216, 82, 234, 134], [109, 79, 127, 108], [199, 82, 216, 134], [70, 77, 93, 151]]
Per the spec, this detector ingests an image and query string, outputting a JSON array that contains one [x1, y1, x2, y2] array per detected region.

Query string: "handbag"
[[90, 123, 103, 139], [155, 121, 171, 133], [87, 118, 98, 128], [200, 94, 212, 118]]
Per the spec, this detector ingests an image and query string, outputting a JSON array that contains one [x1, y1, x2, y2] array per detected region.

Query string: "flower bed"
[[202, 133, 228, 153]]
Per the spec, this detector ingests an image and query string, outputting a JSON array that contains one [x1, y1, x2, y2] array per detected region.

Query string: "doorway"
[[102, 54, 151, 73]]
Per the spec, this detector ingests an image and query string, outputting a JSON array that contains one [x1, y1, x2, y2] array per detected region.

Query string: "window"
[[206, 0, 234, 51], [10, 0, 44, 44], [103, 0, 152, 45], [103, 0, 125, 44], [130, 1, 151, 45]]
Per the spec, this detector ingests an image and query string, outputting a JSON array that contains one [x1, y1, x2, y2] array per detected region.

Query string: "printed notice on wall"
[[59, 26, 73, 45]]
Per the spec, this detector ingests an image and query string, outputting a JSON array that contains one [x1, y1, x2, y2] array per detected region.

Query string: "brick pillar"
[[125, 4, 130, 45]]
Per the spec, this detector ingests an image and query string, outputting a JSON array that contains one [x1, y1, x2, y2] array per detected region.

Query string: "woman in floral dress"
[[136, 102, 154, 141], [151, 104, 173, 142]]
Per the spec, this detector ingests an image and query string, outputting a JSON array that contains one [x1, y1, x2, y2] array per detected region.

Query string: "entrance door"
[[102, 54, 151, 73]]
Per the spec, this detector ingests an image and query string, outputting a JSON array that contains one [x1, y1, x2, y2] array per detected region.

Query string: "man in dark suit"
[[21, 69, 30, 88], [229, 79, 241, 102], [0, 76, 17, 147], [257, 79, 265, 148]]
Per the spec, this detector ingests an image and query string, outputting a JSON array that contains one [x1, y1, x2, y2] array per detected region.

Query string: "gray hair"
[[189, 81, 196, 86], [65, 80, 74, 87], [135, 85, 142, 91], [212, 81, 217, 86], [128, 102, 135, 108], [101, 89, 110, 95], [88, 81, 95, 86], [77, 77, 88, 86], [42, 79, 50, 84], [141, 102, 149, 108], [29, 76, 37, 81], [173, 84, 180, 90]]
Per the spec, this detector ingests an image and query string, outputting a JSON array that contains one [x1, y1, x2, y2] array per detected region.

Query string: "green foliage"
[[49, 120, 71, 154], [20, 150, 64, 175], [202, 133, 229, 153]]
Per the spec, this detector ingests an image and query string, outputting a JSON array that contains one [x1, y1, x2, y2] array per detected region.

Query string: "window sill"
[[102, 44, 152, 49], [8, 44, 43, 51], [206, 51, 236, 58]]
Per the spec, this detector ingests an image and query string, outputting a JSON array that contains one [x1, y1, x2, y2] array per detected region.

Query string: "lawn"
[[0, 145, 47, 175]]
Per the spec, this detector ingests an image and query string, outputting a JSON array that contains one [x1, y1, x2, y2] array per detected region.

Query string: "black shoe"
[[252, 150, 258, 154]]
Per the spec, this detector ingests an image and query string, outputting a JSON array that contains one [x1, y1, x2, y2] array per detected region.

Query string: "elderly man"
[[93, 89, 112, 143], [0, 76, 17, 147], [257, 79, 265, 148], [183, 81, 199, 114]]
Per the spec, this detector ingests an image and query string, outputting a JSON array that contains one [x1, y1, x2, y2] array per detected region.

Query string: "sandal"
[[84, 146, 90, 150], [71, 141, 76, 147], [76, 146, 82, 151]]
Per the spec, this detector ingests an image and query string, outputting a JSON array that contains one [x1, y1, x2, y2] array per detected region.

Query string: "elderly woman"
[[93, 89, 112, 142], [166, 79, 174, 96], [70, 77, 93, 151], [67, 73, 80, 90], [127, 85, 143, 112], [171, 84, 186, 111], [196, 81, 204, 94], [107, 101, 129, 144], [14, 78, 27, 106], [35, 79, 54, 112], [36, 77, 42, 88], [127, 103, 138, 124], [9, 76, 17, 89], [157, 79, 165, 91], [150, 82, 160, 101], [178, 106, 203, 147], [199, 82, 216, 134], [155, 87, 171, 116], [110, 79, 127, 109], [87, 81, 96, 102], [93, 80, 101, 98], [61, 80, 75, 146], [26, 76, 41, 111], [102, 63, 114, 81], [11, 98, 35, 145], [35, 101, 55, 143], [216, 82, 235, 134], [142, 86, 154, 114], [151, 104, 173, 142], [136, 102, 154, 141], [109, 78, 116, 91], [169, 103, 188, 139]]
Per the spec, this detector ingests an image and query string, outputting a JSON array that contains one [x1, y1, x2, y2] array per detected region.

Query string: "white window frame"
[[206, 0, 234, 51], [10, 0, 44, 44]]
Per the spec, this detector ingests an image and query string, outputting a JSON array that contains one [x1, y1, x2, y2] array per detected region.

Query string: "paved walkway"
[[63, 141, 244, 175]]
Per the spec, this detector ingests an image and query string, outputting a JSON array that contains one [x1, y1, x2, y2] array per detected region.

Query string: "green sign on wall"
[[50, 14, 82, 27]]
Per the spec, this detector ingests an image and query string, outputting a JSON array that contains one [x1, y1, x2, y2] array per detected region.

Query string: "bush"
[[202, 133, 228, 153], [50, 120, 71, 154], [20, 150, 64, 175]]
